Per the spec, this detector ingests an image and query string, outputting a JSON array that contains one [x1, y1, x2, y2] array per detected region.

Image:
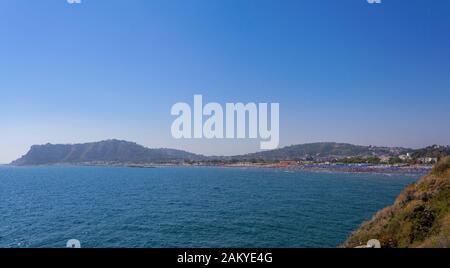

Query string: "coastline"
[[179, 163, 431, 175], [6, 162, 432, 175]]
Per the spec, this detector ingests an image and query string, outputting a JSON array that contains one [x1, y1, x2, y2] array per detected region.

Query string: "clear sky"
[[1, 0, 450, 163]]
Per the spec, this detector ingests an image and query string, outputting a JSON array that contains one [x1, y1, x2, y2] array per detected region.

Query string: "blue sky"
[[1, 0, 450, 162]]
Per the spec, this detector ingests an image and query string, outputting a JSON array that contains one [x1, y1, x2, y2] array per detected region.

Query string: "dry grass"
[[431, 156, 450, 178]]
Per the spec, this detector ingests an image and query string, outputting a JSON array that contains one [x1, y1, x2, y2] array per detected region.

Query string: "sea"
[[0, 166, 421, 248]]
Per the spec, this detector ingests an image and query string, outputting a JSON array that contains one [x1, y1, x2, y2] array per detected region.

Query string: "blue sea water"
[[0, 166, 420, 248]]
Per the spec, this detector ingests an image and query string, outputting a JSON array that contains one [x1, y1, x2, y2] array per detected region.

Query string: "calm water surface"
[[0, 166, 420, 248]]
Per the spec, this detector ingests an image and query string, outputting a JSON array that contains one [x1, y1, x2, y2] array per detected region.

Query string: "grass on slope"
[[343, 157, 450, 248]]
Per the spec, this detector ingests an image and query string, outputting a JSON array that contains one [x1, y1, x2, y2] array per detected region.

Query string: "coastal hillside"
[[231, 142, 408, 161], [343, 157, 450, 248], [411, 145, 450, 159], [11, 140, 205, 165]]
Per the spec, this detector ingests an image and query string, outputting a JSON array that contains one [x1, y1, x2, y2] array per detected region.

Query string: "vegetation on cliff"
[[343, 157, 450, 248]]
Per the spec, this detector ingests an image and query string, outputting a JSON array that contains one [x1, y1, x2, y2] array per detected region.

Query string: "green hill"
[[343, 157, 450, 248], [231, 142, 407, 161]]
